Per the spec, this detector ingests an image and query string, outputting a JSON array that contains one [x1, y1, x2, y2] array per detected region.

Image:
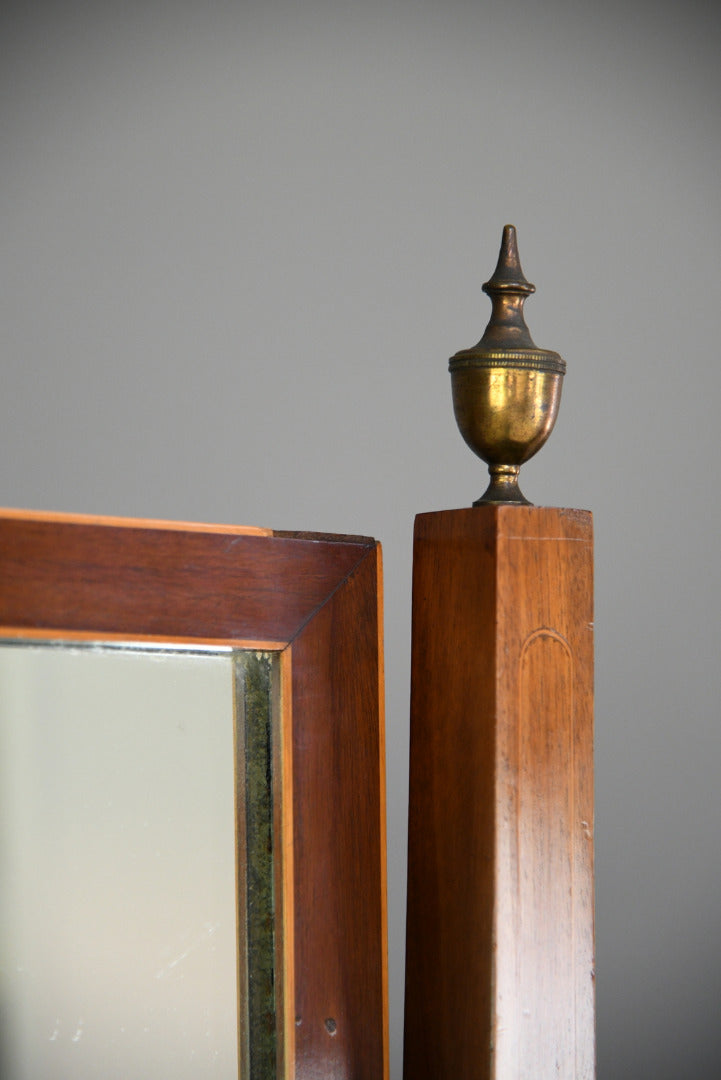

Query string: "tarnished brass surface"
[[449, 225, 565, 505]]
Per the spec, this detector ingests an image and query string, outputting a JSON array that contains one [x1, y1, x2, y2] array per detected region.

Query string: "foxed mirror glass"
[[0, 510, 387, 1080], [0, 643, 279, 1080]]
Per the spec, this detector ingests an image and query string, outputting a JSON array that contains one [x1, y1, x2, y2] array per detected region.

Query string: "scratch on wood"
[[504, 536, 589, 543]]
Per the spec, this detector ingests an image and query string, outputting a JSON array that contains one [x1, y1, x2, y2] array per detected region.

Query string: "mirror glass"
[[0, 641, 280, 1080]]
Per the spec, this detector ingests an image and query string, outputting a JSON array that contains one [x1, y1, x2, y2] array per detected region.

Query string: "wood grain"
[[291, 545, 387, 1079], [0, 514, 373, 646], [404, 505, 594, 1080], [0, 509, 387, 1080]]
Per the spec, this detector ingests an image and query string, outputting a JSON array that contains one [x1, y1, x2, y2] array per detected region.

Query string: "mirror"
[[0, 509, 387, 1080], [0, 642, 281, 1080]]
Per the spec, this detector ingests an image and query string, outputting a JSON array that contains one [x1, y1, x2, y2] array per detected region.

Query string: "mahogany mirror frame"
[[0, 508, 388, 1080]]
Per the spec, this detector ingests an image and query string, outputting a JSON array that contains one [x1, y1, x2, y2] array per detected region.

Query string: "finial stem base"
[[473, 464, 532, 507]]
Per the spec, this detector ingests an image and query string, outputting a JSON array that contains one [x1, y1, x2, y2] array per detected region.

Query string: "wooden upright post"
[[403, 504, 594, 1079]]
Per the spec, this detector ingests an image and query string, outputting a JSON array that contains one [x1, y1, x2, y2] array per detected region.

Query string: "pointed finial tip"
[[484, 223, 533, 294], [500, 224, 519, 264]]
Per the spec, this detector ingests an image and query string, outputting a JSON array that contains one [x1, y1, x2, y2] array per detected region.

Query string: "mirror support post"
[[404, 505, 595, 1079]]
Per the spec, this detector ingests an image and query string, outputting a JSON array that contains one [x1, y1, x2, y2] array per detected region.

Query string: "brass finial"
[[449, 225, 565, 505]]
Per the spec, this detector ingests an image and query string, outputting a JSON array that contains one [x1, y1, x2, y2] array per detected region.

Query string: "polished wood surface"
[[0, 511, 375, 646], [291, 546, 387, 1078], [0, 510, 387, 1080], [404, 505, 594, 1079]]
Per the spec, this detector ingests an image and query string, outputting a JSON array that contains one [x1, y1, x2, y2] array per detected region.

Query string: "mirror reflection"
[[0, 642, 279, 1080]]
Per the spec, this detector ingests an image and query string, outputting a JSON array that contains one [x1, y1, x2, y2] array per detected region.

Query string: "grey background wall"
[[2, 1, 720, 1075]]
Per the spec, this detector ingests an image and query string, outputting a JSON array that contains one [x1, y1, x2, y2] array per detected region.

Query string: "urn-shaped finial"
[[449, 225, 565, 505]]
